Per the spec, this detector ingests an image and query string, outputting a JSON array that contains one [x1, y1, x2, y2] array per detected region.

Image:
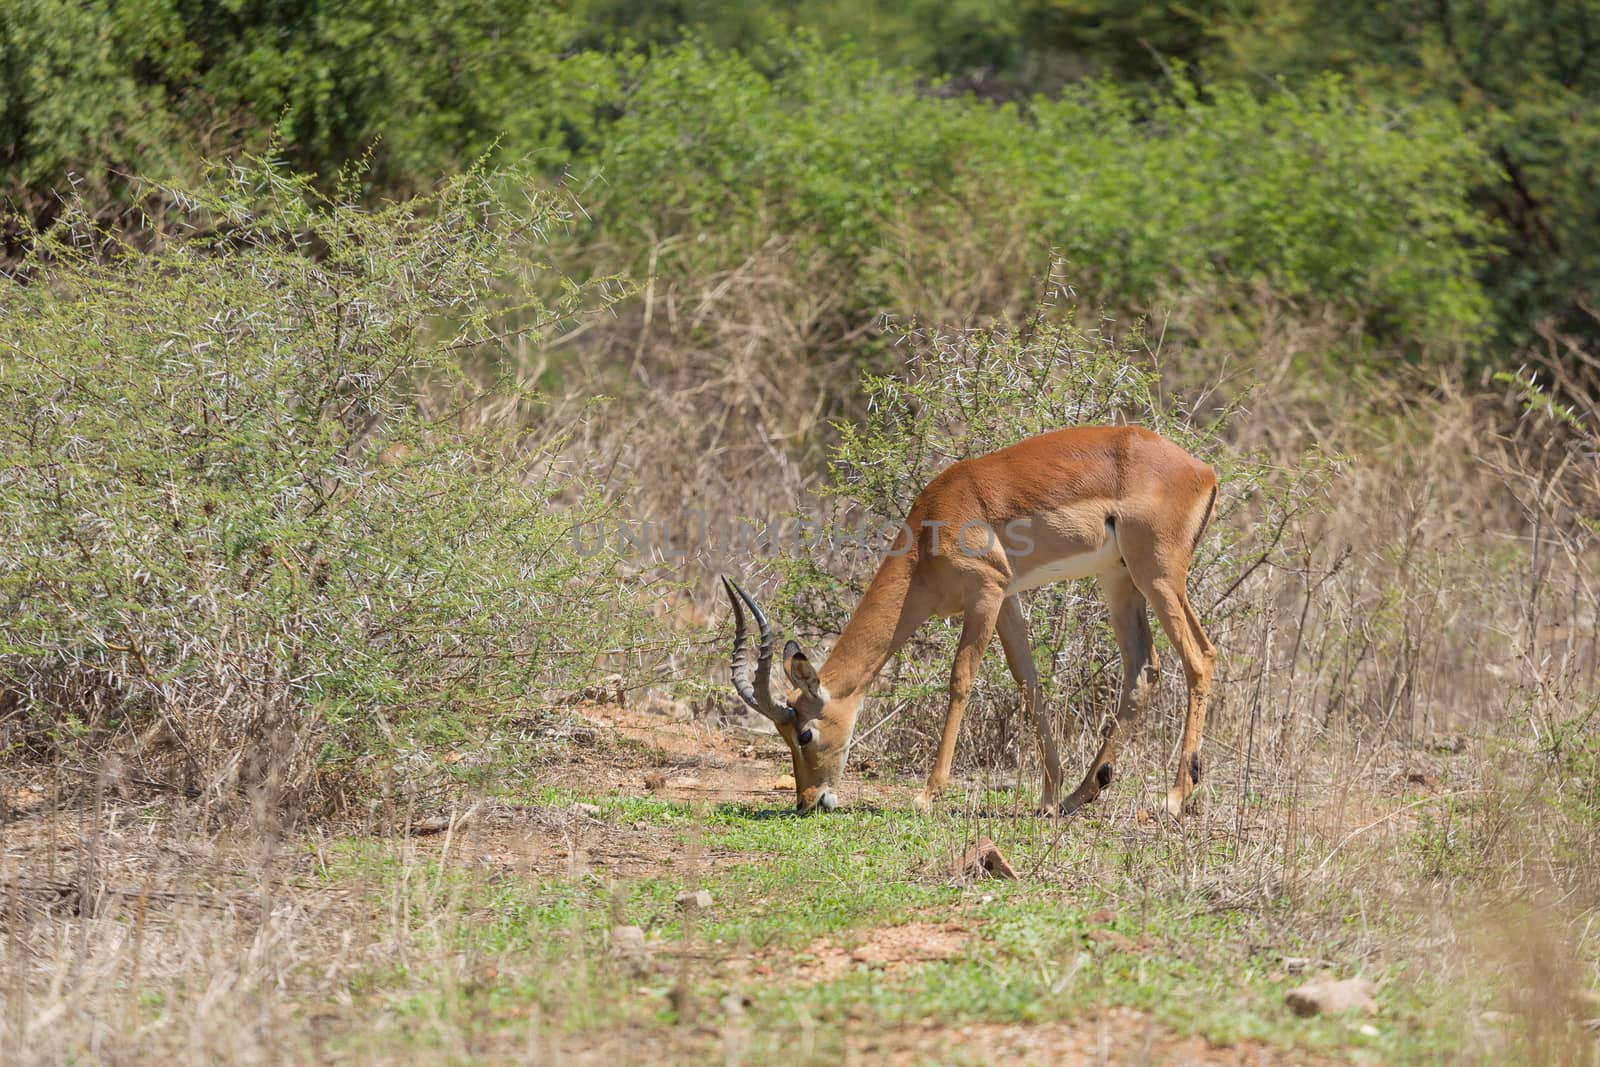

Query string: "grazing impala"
[[723, 424, 1218, 817]]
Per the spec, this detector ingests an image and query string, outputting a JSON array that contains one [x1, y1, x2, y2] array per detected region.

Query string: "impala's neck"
[[817, 551, 927, 703]]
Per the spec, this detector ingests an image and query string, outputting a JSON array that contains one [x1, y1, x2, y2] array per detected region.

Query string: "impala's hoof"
[[912, 791, 935, 814], [1164, 787, 1191, 819], [1059, 789, 1096, 817]]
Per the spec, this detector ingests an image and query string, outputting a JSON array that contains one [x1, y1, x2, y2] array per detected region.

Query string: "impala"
[[723, 424, 1218, 817]]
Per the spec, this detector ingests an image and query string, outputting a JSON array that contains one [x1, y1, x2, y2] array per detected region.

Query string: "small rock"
[[1480, 1010, 1515, 1026], [566, 673, 627, 707], [676, 889, 714, 911], [1281, 956, 1314, 974], [644, 771, 668, 792], [953, 837, 1019, 880], [665, 775, 702, 790], [606, 925, 652, 977], [572, 802, 601, 817], [774, 774, 796, 791], [1286, 977, 1378, 1017], [1357, 1024, 1380, 1037]]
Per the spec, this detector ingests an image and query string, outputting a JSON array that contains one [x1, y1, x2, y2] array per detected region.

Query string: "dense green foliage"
[[1206, 1, 1600, 364], [1015, 0, 1600, 348], [5, 0, 1597, 360], [580, 0, 1024, 76], [1, 0, 606, 206], [593, 0, 1600, 347], [577, 41, 1490, 349], [0, 166, 639, 798]]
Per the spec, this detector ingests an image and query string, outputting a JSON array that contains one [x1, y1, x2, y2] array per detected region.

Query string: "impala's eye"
[[797, 727, 814, 746]]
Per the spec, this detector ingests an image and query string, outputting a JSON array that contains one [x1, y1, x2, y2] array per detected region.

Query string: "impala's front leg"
[[995, 596, 1062, 812], [914, 584, 1004, 813]]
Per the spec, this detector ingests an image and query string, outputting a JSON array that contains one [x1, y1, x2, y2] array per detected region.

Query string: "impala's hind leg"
[[995, 596, 1062, 811], [1060, 567, 1158, 815], [1144, 579, 1216, 816]]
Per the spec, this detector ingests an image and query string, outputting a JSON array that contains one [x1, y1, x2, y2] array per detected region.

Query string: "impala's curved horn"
[[722, 576, 786, 722], [722, 576, 759, 712]]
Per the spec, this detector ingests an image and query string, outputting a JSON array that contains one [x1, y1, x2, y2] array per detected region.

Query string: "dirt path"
[[542, 701, 917, 809]]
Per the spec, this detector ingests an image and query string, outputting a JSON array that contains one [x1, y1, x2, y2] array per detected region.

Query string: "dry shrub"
[[554, 234, 843, 527], [0, 165, 651, 817]]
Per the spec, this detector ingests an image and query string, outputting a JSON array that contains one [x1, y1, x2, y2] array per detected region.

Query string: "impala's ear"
[[783, 639, 821, 698]]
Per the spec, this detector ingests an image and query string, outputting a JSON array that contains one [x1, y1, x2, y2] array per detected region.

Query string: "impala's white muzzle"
[[798, 789, 839, 814]]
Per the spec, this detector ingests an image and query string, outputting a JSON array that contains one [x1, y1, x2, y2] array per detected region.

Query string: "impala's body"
[[725, 425, 1218, 818]]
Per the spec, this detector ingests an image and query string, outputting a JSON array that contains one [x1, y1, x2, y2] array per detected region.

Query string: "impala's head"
[[722, 577, 853, 813]]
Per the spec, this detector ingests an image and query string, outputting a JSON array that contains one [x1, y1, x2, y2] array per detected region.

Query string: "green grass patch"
[[310, 786, 1488, 1062]]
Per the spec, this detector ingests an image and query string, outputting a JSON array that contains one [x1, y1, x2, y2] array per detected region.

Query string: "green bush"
[[1, 1, 610, 217], [579, 0, 1025, 82], [0, 0, 184, 194], [1023, 77, 1492, 345], [577, 39, 973, 270], [577, 39, 1491, 355], [1208, 0, 1600, 351], [0, 164, 642, 807]]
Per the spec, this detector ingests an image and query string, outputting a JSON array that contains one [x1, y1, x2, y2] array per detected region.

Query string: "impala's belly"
[[1003, 518, 1121, 595]]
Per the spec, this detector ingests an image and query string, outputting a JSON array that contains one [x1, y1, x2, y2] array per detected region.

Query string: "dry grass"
[[3, 268, 1599, 1063]]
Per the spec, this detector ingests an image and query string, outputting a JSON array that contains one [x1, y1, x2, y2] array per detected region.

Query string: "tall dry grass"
[[551, 273, 1600, 1056]]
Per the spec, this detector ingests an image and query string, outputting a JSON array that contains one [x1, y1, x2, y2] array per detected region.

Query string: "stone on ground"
[[676, 889, 714, 911], [606, 925, 652, 977], [953, 837, 1019, 880], [1285, 977, 1378, 1017]]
